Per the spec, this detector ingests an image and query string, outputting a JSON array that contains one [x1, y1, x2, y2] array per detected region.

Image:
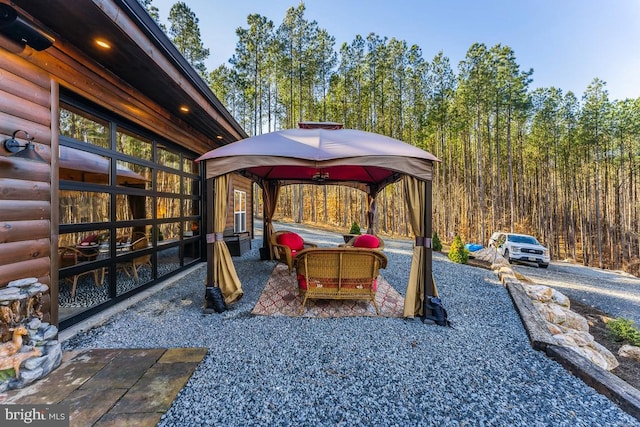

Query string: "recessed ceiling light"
[[216, 135, 223, 140], [95, 39, 111, 49], [179, 106, 190, 113]]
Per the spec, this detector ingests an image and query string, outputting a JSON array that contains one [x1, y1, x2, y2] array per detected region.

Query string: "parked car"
[[488, 232, 550, 268]]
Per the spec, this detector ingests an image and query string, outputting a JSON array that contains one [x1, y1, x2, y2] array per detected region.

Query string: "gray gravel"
[[62, 222, 640, 426]]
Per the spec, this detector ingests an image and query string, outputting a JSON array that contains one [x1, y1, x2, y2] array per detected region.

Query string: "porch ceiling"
[[10, 0, 247, 145]]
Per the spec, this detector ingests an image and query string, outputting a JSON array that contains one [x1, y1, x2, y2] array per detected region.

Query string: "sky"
[[151, 0, 640, 101]]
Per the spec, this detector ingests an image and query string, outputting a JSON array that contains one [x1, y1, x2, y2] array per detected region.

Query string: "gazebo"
[[196, 122, 440, 318]]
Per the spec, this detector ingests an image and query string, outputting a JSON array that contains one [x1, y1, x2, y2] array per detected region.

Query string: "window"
[[234, 190, 246, 233], [58, 93, 203, 328]]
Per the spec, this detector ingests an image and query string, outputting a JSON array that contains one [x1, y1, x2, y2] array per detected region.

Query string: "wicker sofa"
[[293, 247, 388, 314]]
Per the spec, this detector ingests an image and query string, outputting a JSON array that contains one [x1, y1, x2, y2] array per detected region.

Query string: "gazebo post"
[[205, 176, 215, 287], [260, 202, 270, 260]]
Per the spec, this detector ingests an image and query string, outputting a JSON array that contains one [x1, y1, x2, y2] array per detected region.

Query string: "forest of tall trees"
[[145, 1, 640, 272]]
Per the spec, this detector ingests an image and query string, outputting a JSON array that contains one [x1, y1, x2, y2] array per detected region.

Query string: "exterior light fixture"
[[95, 39, 111, 49], [179, 105, 190, 113], [0, 4, 55, 51], [3, 130, 45, 162], [216, 135, 223, 140]]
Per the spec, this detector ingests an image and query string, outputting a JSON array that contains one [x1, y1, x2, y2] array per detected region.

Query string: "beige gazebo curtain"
[[403, 176, 437, 317], [262, 180, 281, 259], [213, 174, 243, 304]]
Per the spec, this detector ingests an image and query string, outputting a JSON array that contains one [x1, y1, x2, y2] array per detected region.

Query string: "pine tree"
[[448, 235, 468, 264], [168, 2, 210, 79]]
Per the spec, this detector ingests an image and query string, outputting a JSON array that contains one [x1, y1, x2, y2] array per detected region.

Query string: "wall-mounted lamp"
[[3, 130, 45, 162], [0, 4, 55, 51]]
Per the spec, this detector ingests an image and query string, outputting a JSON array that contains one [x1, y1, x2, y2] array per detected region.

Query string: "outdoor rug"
[[252, 263, 405, 318]]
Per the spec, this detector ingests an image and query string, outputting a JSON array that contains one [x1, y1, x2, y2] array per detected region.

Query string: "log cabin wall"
[[0, 45, 53, 323]]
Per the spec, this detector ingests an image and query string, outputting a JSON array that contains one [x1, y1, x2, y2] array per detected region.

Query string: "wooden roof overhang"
[[9, 0, 248, 147]]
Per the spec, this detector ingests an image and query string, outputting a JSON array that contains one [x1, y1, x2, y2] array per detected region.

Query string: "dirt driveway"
[[512, 261, 640, 324]]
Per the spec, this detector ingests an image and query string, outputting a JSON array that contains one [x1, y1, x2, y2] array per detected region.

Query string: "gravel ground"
[[513, 261, 640, 326], [62, 222, 640, 426]]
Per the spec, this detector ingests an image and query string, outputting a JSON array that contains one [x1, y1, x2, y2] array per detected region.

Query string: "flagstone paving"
[[0, 347, 207, 427]]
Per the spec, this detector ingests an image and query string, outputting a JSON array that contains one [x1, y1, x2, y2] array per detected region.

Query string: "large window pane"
[[158, 246, 180, 277], [183, 157, 199, 174], [116, 160, 152, 189], [59, 146, 111, 185], [183, 220, 200, 237], [184, 177, 200, 196], [158, 146, 180, 169], [60, 191, 110, 224], [183, 199, 199, 216], [115, 194, 152, 220], [116, 128, 152, 161], [183, 242, 200, 265], [158, 221, 181, 243], [58, 228, 110, 315], [157, 170, 181, 193], [60, 106, 109, 149], [157, 197, 181, 219]]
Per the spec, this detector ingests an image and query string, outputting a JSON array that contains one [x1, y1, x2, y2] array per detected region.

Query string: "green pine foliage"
[[448, 235, 468, 264], [432, 231, 443, 252], [607, 318, 640, 346], [349, 221, 361, 235]]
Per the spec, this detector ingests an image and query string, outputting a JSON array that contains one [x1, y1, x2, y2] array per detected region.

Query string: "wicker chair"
[[270, 230, 317, 273], [120, 236, 152, 282], [58, 246, 101, 298], [294, 247, 388, 314], [341, 234, 385, 251]]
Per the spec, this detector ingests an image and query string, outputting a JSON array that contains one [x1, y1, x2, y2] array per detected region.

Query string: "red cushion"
[[277, 232, 304, 251], [80, 233, 97, 244], [353, 234, 379, 249], [297, 274, 307, 290]]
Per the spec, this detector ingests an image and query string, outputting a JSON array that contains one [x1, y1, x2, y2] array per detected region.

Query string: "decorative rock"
[[553, 333, 578, 347], [562, 308, 589, 331], [618, 344, 640, 362], [533, 301, 566, 324], [551, 289, 570, 307], [590, 340, 620, 370], [7, 278, 38, 288], [43, 325, 57, 341], [24, 355, 47, 370], [28, 318, 42, 330], [534, 302, 588, 331], [524, 284, 554, 303], [560, 329, 594, 347], [27, 284, 49, 297], [546, 321, 563, 335], [0, 288, 23, 301]]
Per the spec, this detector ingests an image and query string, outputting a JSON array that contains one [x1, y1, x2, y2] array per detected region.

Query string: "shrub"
[[448, 235, 468, 264], [432, 231, 443, 252], [349, 221, 361, 235], [607, 318, 640, 346]]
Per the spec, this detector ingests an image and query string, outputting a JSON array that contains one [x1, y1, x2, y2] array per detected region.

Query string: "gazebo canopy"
[[196, 124, 439, 193], [196, 123, 440, 319]]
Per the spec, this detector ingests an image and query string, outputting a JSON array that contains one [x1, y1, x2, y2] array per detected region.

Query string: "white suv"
[[489, 232, 550, 268]]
